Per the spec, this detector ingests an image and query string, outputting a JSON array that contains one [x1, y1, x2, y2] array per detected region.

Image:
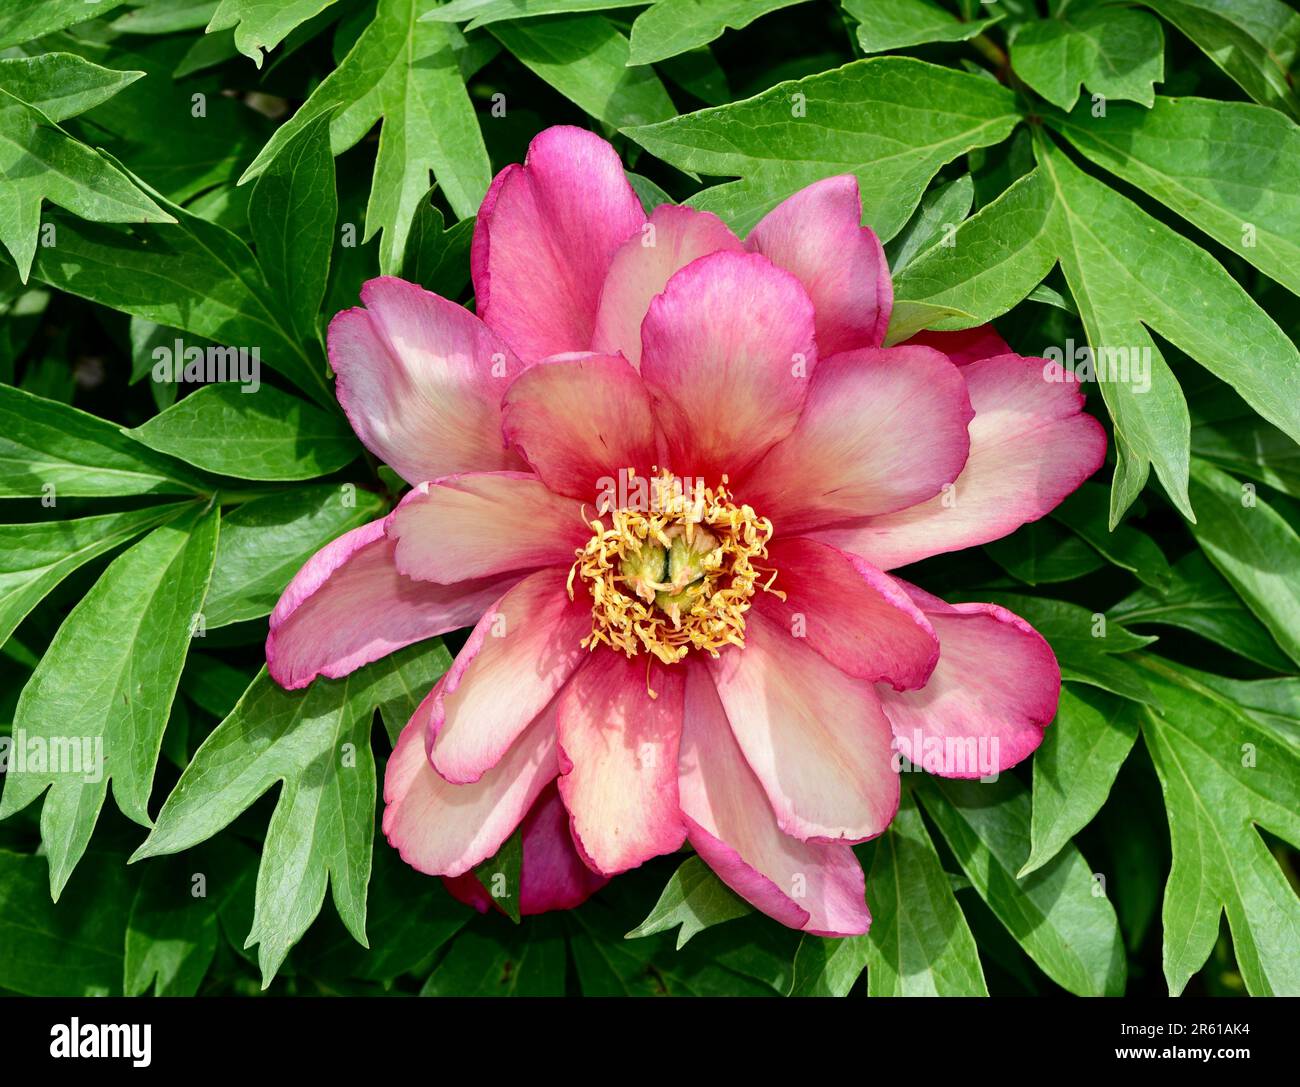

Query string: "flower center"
[[567, 469, 783, 678]]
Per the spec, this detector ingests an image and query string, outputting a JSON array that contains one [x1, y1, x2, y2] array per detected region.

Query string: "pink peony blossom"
[[267, 126, 1106, 936]]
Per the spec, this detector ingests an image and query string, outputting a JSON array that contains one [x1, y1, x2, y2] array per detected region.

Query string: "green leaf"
[[984, 518, 1107, 585], [125, 385, 358, 481], [883, 173, 973, 276], [1010, 4, 1164, 111], [895, 133, 1300, 523], [133, 642, 453, 986], [1192, 405, 1300, 499], [625, 854, 752, 948], [0, 85, 173, 282], [1054, 97, 1300, 297], [0, 384, 204, 498], [1184, 459, 1300, 668], [472, 828, 524, 923], [0, 503, 188, 648], [423, 914, 567, 995], [0, 503, 219, 897], [204, 486, 385, 628], [299, 834, 470, 983], [66, 35, 271, 204], [0, 849, 132, 996], [249, 111, 336, 347], [845, 0, 1002, 54], [0, 0, 129, 50], [627, 171, 675, 214], [627, 0, 806, 66], [1110, 550, 1295, 672], [491, 15, 676, 129], [0, 53, 143, 122], [181, 653, 258, 721], [918, 774, 1127, 996], [109, 1, 222, 36], [786, 932, 870, 997], [1136, 655, 1300, 995], [400, 196, 474, 299], [657, 44, 730, 106], [626, 56, 1019, 237], [860, 789, 988, 995], [31, 199, 331, 406], [973, 593, 1159, 705], [1020, 684, 1140, 877], [1191, 669, 1300, 739], [423, 0, 647, 31], [571, 891, 776, 996], [124, 841, 258, 996], [207, 0, 340, 64], [1050, 480, 1172, 589], [239, 0, 491, 273], [1141, 0, 1300, 119]]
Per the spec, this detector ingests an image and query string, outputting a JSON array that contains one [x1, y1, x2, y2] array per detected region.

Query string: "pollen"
[[567, 469, 783, 679]]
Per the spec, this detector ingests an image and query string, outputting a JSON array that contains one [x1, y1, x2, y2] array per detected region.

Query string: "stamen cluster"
[[568, 470, 782, 672]]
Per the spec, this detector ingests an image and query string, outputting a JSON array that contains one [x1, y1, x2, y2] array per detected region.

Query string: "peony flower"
[[267, 126, 1106, 936]]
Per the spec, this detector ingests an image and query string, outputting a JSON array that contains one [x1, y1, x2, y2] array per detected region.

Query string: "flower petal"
[[640, 250, 816, 482], [679, 665, 870, 936], [471, 126, 645, 363], [556, 652, 686, 875], [903, 324, 1012, 365], [591, 205, 742, 367], [386, 471, 587, 584], [739, 345, 972, 531], [753, 536, 938, 689], [267, 519, 513, 690], [746, 175, 890, 354], [810, 354, 1108, 569], [329, 276, 524, 486], [383, 697, 558, 878], [500, 353, 659, 502], [441, 783, 609, 916], [879, 582, 1060, 777], [426, 568, 591, 784], [517, 784, 612, 913], [707, 609, 899, 843]]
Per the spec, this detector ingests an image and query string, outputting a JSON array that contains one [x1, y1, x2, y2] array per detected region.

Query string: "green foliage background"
[[0, 0, 1298, 997]]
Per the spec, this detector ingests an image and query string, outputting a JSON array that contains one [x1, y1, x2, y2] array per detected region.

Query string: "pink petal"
[[879, 581, 1060, 777], [329, 276, 524, 486], [590, 205, 742, 367], [266, 519, 514, 690], [707, 609, 899, 843], [441, 783, 609, 916], [746, 175, 891, 354], [904, 324, 1012, 365], [810, 353, 1108, 569], [500, 353, 659, 502], [383, 697, 558, 878], [738, 345, 972, 532], [440, 871, 493, 914], [679, 665, 870, 936], [386, 471, 587, 584], [517, 783, 611, 913], [640, 250, 816, 482], [753, 536, 938, 689], [556, 652, 686, 875], [471, 126, 645, 363], [425, 568, 591, 784]]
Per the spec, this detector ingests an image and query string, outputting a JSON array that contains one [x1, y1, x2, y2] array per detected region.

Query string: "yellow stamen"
[[567, 469, 783, 666]]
